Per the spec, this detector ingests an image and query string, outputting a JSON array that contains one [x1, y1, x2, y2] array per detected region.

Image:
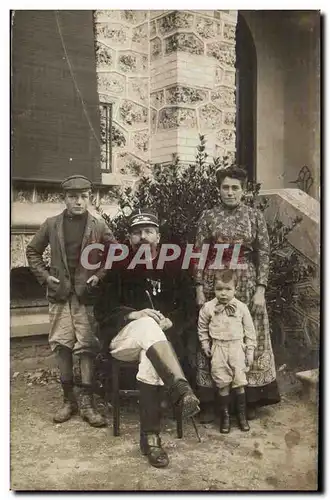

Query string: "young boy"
[[26, 175, 116, 427], [198, 269, 257, 433]]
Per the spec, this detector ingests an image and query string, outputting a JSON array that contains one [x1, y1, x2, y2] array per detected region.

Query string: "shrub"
[[95, 135, 315, 358]]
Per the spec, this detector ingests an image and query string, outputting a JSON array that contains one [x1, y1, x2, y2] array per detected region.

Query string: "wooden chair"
[[105, 356, 183, 438]]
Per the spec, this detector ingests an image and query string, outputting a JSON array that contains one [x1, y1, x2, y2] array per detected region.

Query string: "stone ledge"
[[11, 202, 118, 230], [259, 189, 320, 266], [296, 369, 319, 385], [296, 369, 319, 404], [11, 306, 50, 338]]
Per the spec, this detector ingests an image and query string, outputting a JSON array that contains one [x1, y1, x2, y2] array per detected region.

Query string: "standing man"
[[95, 209, 200, 468], [26, 175, 116, 427]]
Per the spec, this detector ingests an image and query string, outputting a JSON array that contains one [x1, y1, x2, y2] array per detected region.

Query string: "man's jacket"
[[94, 244, 196, 351], [26, 210, 115, 304]]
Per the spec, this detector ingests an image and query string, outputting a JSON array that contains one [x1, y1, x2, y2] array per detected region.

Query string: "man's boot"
[[146, 341, 200, 419], [53, 380, 78, 423], [138, 381, 169, 468], [236, 392, 250, 432], [218, 394, 231, 434], [79, 354, 107, 427]]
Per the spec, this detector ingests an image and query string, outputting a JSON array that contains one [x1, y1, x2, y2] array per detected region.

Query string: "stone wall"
[[150, 10, 237, 165], [94, 10, 151, 179], [11, 184, 120, 269], [93, 10, 238, 177]]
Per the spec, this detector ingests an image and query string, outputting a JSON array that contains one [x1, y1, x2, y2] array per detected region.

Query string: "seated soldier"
[[94, 208, 200, 468]]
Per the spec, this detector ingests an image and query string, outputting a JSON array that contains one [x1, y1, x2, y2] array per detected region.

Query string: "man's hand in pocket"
[[86, 275, 100, 288], [47, 276, 60, 289]]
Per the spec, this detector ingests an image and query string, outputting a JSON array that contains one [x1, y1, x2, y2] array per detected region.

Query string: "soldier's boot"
[[78, 353, 107, 427], [218, 394, 231, 434], [236, 392, 250, 432], [53, 380, 78, 423], [146, 341, 200, 419], [138, 381, 169, 468]]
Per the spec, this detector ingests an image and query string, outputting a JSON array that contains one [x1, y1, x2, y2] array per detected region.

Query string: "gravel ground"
[[10, 373, 319, 492]]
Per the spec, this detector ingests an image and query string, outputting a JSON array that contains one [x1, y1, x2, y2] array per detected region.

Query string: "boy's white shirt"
[[198, 297, 257, 350]]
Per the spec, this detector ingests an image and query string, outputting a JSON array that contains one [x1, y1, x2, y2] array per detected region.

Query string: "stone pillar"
[[94, 10, 150, 182], [150, 10, 237, 165]]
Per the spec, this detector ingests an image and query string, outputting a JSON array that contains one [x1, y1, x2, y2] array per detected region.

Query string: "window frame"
[[99, 102, 113, 173]]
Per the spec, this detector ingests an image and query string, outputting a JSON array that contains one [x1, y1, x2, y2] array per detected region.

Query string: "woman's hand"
[[196, 286, 206, 309], [251, 286, 266, 315]]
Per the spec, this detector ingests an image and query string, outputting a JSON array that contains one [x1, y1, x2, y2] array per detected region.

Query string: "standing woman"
[[194, 166, 280, 421]]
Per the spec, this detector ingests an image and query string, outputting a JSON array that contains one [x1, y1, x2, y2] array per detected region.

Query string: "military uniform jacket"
[[94, 244, 195, 350]]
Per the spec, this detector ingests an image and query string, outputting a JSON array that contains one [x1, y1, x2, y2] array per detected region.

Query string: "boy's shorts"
[[210, 339, 248, 389], [48, 293, 100, 355]]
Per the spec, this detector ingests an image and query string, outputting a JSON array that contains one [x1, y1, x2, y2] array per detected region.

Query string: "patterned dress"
[[194, 202, 280, 407]]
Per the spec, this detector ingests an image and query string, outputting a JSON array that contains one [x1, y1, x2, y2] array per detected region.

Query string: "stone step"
[[11, 306, 49, 338]]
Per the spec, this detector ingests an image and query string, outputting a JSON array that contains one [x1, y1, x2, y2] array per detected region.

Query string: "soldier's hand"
[[159, 317, 173, 331], [128, 309, 164, 324], [47, 275, 60, 289], [86, 275, 100, 288]]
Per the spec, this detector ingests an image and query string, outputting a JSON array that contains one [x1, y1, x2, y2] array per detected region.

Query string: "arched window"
[[235, 13, 257, 181]]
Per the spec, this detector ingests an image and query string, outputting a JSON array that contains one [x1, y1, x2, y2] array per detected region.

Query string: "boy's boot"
[[138, 381, 169, 468], [218, 394, 231, 434], [53, 346, 77, 423], [146, 341, 200, 419], [247, 405, 257, 420], [53, 380, 78, 423], [236, 392, 250, 432], [199, 401, 215, 424], [78, 354, 107, 427], [79, 384, 107, 427]]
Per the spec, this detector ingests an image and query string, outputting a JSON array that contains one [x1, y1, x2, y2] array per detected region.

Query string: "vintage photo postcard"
[[10, 9, 321, 492]]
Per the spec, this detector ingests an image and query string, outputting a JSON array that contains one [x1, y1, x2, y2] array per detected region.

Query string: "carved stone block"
[[199, 103, 223, 129], [165, 33, 204, 55], [158, 107, 197, 129]]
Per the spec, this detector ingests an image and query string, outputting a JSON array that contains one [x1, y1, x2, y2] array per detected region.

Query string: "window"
[[99, 102, 113, 172]]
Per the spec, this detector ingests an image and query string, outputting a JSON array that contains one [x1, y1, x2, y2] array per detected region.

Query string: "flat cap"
[[129, 209, 159, 228], [61, 175, 93, 191]]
